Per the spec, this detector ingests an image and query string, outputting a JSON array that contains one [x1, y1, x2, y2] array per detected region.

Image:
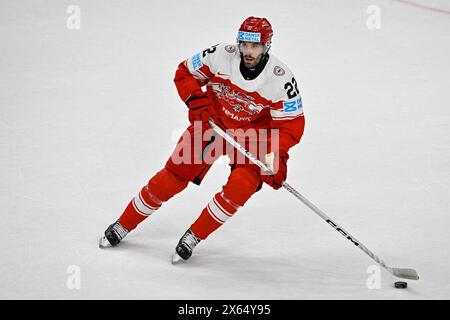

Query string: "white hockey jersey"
[[174, 43, 305, 151]]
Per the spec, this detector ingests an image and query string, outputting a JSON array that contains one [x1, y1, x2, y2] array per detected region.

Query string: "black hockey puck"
[[394, 281, 407, 289]]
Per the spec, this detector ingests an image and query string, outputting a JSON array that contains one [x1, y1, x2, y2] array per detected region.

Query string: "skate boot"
[[172, 228, 201, 264], [99, 220, 129, 248]]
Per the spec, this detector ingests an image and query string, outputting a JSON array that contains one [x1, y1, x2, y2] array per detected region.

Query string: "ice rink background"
[[0, 0, 449, 299]]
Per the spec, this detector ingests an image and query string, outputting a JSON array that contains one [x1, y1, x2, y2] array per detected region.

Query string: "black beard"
[[239, 53, 270, 80], [243, 56, 260, 69]]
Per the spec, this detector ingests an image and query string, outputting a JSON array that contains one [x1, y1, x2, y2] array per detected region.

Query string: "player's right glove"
[[262, 150, 289, 190], [185, 89, 214, 123]]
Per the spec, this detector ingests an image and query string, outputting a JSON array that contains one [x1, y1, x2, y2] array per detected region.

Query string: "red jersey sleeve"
[[173, 44, 220, 103], [271, 115, 305, 154]]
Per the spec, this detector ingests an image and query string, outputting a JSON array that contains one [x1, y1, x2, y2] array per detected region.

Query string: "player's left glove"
[[185, 89, 215, 123], [262, 150, 289, 190]]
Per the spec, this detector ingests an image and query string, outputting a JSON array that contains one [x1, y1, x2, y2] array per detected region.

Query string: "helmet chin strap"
[[263, 41, 271, 54]]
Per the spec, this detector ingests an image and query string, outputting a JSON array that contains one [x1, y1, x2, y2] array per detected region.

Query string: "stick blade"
[[99, 236, 111, 249], [392, 268, 419, 280], [172, 252, 183, 265]]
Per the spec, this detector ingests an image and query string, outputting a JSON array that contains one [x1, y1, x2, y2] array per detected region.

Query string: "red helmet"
[[237, 16, 273, 44]]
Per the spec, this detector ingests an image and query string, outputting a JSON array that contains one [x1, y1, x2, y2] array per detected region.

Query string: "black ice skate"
[[99, 220, 129, 248], [172, 229, 201, 264]]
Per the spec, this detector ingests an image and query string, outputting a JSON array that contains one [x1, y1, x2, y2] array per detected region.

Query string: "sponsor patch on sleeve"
[[191, 52, 203, 71], [283, 96, 303, 113]]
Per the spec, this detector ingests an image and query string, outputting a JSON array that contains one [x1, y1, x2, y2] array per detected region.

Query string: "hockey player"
[[99, 17, 305, 263]]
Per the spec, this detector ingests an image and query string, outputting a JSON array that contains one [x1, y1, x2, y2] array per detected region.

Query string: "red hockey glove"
[[262, 151, 289, 190], [186, 90, 214, 123]]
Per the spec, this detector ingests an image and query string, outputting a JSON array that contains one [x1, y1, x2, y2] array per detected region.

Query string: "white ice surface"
[[0, 0, 449, 299]]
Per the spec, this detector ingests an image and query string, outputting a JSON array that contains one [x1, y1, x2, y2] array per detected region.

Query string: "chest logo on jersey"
[[212, 83, 267, 117]]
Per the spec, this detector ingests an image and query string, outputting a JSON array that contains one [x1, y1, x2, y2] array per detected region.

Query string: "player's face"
[[239, 41, 265, 69]]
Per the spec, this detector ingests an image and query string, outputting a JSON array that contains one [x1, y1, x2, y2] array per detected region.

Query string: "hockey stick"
[[208, 119, 419, 280]]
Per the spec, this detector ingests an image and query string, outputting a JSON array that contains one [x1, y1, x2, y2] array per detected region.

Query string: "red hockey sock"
[[190, 167, 261, 240], [190, 191, 240, 240], [119, 167, 189, 231]]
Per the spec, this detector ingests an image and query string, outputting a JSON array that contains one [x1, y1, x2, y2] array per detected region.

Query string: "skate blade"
[[99, 236, 111, 249], [172, 252, 184, 264]]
